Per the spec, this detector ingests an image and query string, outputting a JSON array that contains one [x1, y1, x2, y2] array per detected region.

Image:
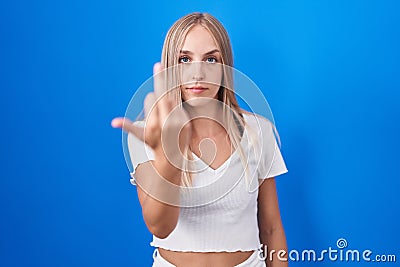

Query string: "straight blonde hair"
[[160, 12, 248, 186]]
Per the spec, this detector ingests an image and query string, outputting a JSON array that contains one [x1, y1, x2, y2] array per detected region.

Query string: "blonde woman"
[[112, 12, 288, 267]]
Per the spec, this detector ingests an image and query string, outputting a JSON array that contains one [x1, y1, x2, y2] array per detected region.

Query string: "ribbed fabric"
[[128, 113, 288, 252]]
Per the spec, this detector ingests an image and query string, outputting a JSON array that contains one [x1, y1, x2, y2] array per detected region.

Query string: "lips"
[[187, 86, 208, 93]]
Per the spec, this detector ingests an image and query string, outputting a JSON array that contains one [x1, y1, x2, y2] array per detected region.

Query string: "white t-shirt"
[[127, 113, 288, 252]]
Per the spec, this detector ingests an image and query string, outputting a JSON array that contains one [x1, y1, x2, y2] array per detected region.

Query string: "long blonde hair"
[[161, 12, 247, 186]]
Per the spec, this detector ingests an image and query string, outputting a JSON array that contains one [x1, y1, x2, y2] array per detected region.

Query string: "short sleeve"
[[256, 117, 288, 180], [127, 121, 155, 185]]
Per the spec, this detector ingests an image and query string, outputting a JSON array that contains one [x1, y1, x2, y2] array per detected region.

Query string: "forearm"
[[260, 225, 288, 267], [135, 155, 183, 239]]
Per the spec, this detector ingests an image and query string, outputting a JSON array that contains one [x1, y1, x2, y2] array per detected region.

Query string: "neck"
[[184, 100, 226, 138]]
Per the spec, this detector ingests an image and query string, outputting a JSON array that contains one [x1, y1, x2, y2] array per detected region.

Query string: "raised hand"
[[111, 62, 191, 168]]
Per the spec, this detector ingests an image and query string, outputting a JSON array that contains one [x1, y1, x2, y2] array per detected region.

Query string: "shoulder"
[[241, 111, 274, 133]]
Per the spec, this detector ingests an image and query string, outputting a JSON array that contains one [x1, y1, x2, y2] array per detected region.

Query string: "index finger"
[[111, 117, 144, 141]]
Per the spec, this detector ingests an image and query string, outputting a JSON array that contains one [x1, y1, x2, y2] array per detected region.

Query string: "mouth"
[[186, 86, 208, 93]]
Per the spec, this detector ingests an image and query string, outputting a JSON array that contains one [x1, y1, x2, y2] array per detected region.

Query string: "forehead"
[[181, 25, 219, 53]]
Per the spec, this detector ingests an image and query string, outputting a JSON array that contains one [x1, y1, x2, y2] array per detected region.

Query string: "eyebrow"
[[180, 49, 220, 55]]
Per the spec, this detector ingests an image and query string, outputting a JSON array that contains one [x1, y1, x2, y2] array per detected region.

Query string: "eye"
[[179, 56, 190, 63], [205, 57, 217, 63]]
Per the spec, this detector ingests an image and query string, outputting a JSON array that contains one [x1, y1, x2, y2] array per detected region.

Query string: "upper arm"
[[257, 178, 284, 234], [127, 128, 155, 186], [134, 161, 153, 208]]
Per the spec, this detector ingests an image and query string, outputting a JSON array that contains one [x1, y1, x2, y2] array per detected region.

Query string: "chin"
[[183, 96, 220, 108]]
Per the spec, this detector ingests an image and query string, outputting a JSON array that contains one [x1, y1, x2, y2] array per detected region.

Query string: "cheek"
[[180, 87, 188, 100], [180, 68, 191, 86], [204, 65, 222, 86], [209, 85, 221, 98]]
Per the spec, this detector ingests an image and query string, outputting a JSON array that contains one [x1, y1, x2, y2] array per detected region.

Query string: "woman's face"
[[179, 25, 223, 104]]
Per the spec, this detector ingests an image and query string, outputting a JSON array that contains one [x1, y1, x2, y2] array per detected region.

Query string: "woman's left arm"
[[257, 177, 288, 267]]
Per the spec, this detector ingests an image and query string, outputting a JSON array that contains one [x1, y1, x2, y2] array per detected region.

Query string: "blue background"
[[1, 0, 399, 266]]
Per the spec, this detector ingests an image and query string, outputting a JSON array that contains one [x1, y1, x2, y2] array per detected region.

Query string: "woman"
[[112, 12, 288, 267]]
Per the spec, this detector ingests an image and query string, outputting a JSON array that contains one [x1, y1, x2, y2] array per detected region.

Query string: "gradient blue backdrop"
[[1, 1, 399, 266]]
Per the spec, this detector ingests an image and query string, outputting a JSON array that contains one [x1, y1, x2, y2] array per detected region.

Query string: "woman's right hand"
[[113, 63, 185, 230], [111, 62, 191, 168]]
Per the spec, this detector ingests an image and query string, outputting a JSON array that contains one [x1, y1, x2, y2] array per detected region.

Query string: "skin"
[[112, 24, 288, 267]]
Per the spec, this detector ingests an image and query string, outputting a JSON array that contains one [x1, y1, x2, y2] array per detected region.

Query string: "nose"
[[191, 62, 205, 81]]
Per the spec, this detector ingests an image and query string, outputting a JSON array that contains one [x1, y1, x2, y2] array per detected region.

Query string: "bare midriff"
[[158, 248, 254, 267]]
